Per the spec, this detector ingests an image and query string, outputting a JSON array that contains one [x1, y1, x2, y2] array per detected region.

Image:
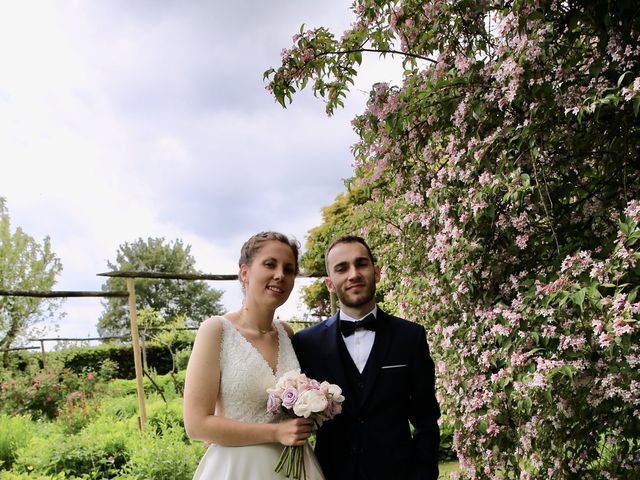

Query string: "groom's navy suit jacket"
[[292, 308, 440, 480]]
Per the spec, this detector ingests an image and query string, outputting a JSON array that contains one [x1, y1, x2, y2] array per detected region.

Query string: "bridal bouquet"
[[267, 369, 345, 479]]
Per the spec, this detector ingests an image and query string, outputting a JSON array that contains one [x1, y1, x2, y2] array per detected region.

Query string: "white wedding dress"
[[192, 316, 325, 480]]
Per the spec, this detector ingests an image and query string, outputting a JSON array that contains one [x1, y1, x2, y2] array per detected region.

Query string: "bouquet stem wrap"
[[275, 444, 307, 479]]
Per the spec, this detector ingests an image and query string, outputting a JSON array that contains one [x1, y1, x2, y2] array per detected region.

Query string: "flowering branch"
[[314, 48, 437, 64]]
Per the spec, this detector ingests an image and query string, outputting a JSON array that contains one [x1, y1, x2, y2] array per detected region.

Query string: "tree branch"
[[316, 48, 437, 64]]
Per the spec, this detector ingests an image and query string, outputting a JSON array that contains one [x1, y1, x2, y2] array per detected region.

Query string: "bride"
[[183, 231, 325, 479]]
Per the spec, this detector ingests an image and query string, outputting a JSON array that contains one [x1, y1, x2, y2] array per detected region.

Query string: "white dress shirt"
[[340, 306, 377, 373]]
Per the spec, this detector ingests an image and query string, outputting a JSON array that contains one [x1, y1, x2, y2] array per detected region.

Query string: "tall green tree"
[[0, 197, 62, 363], [300, 188, 373, 317], [97, 238, 224, 337], [268, 1, 640, 477]]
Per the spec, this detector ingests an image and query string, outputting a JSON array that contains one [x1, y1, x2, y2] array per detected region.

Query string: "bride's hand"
[[276, 417, 314, 446]]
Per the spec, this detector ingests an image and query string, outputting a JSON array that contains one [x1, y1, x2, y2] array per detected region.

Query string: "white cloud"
[[0, 1, 404, 345]]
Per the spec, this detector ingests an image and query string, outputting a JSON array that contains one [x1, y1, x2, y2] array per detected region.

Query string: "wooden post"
[[39, 340, 46, 368], [126, 278, 147, 431]]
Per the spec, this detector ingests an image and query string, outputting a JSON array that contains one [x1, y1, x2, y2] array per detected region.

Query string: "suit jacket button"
[[358, 382, 364, 389]]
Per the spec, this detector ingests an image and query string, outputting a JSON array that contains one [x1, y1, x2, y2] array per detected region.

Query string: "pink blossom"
[[515, 234, 529, 249], [624, 199, 640, 221], [598, 332, 613, 347], [529, 372, 547, 388], [612, 318, 633, 337], [455, 54, 472, 74], [296, 48, 313, 62], [478, 171, 492, 186]]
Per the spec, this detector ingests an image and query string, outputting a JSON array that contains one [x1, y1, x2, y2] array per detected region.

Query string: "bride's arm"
[[183, 317, 312, 447]]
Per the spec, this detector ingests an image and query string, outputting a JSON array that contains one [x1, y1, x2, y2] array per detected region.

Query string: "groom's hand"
[[276, 417, 314, 446]]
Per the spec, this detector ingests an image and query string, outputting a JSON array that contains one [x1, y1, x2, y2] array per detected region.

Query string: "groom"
[[293, 235, 440, 480]]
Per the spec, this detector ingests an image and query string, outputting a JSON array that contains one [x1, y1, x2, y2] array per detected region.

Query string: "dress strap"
[[272, 319, 285, 336]]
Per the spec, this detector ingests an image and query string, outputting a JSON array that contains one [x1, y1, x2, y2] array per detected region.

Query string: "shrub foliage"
[[267, 0, 640, 478]]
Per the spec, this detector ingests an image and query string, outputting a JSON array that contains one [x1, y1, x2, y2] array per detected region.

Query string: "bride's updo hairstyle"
[[238, 232, 300, 291]]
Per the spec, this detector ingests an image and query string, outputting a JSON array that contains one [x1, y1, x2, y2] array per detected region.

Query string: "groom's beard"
[[337, 283, 376, 309]]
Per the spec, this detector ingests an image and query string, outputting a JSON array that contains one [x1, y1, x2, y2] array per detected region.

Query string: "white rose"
[[293, 389, 329, 418], [326, 384, 345, 403], [276, 369, 301, 390]]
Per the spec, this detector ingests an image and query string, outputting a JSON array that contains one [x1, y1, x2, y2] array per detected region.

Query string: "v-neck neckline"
[[221, 316, 281, 377]]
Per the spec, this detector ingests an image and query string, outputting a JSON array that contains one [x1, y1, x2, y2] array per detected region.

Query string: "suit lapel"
[[360, 309, 393, 406], [321, 314, 356, 413]]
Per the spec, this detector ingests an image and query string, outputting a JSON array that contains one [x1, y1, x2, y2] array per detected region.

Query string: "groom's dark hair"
[[324, 235, 376, 274]]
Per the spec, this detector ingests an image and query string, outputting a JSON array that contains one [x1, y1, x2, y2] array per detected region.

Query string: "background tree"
[[268, 1, 640, 478], [300, 187, 386, 317], [0, 197, 62, 364], [97, 237, 224, 337], [299, 189, 369, 317]]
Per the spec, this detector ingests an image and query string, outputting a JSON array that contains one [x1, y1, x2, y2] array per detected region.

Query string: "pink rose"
[[267, 392, 282, 413], [322, 399, 342, 420], [281, 387, 299, 409]]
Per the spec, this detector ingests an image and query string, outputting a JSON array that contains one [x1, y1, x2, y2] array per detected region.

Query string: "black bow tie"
[[340, 313, 377, 337]]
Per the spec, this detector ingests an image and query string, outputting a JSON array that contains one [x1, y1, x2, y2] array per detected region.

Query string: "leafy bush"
[[439, 414, 457, 462], [0, 471, 68, 479], [173, 369, 186, 394], [145, 398, 185, 439], [13, 417, 135, 479], [175, 347, 191, 371], [0, 414, 36, 470], [267, 0, 640, 477], [50, 340, 193, 379], [0, 351, 42, 374], [0, 367, 108, 421], [55, 391, 102, 435], [118, 426, 204, 480], [109, 370, 183, 400], [1, 369, 67, 420], [97, 394, 139, 422]]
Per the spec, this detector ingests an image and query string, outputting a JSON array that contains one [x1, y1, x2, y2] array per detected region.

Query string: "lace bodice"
[[217, 316, 300, 424]]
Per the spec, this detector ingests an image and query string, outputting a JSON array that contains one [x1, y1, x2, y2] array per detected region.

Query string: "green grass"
[[440, 460, 460, 477]]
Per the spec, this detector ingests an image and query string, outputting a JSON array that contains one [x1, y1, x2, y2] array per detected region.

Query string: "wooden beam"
[[97, 271, 238, 280], [28, 335, 130, 342], [97, 270, 325, 280], [0, 290, 129, 298], [0, 346, 40, 352]]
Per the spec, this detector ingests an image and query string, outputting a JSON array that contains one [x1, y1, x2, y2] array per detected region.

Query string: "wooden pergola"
[[1, 270, 330, 432]]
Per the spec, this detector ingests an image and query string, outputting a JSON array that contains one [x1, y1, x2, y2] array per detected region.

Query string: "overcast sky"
[[0, 1, 402, 343]]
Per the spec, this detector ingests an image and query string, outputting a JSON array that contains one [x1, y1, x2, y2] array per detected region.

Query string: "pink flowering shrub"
[[268, 0, 640, 478], [0, 367, 106, 421]]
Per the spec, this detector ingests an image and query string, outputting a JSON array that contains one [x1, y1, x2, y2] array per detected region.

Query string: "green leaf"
[[477, 419, 488, 433], [571, 289, 586, 311], [561, 365, 574, 377], [619, 220, 630, 236], [519, 396, 532, 414], [617, 71, 632, 88]]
